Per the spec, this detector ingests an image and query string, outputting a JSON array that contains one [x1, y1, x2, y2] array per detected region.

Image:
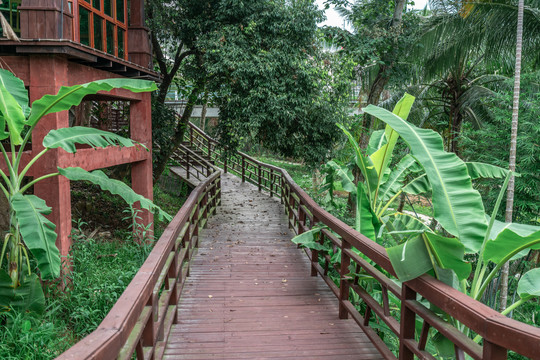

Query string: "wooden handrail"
[[184, 121, 540, 360], [56, 162, 221, 359]]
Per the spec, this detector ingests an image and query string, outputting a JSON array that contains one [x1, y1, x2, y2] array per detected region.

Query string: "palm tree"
[[412, 0, 540, 154], [501, 0, 525, 313]]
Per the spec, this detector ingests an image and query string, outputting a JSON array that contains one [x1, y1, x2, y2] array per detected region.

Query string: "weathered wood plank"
[[164, 173, 383, 359]]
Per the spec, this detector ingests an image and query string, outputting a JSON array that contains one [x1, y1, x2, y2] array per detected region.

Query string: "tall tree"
[[148, 0, 352, 180], [325, 0, 419, 148], [201, 0, 354, 167], [500, 0, 525, 312]]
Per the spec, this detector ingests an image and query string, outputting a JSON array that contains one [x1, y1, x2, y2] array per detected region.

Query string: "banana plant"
[[363, 102, 540, 315], [0, 69, 171, 315]]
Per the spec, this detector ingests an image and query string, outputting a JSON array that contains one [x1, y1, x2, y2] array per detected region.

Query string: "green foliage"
[[11, 194, 59, 279], [43, 127, 137, 153], [461, 78, 540, 224], [151, 96, 179, 174], [363, 103, 488, 253], [58, 168, 171, 222], [200, 0, 353, 166], [0, 69, 160, 313]]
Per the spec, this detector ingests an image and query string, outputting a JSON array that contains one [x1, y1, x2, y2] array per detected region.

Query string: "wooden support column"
[[130, 92, 154, 239], [128, 0, 152, 68], [29, 56, 72, 264]]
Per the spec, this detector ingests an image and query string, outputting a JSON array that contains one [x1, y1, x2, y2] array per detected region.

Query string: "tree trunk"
[[157, 73, 174, 104], [500, 0, 524, 312], [200, 100, 208, 132], [359, 66, 389, 150], [449, 105, 463, 155], [153, 82, 203, 182]]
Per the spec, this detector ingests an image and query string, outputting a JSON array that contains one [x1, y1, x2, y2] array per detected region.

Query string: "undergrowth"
[[0, 172, 188, 359]]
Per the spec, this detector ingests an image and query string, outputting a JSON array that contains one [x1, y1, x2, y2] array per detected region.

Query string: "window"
[[75, 0, 128, 59], [0, 0, 21, 36]]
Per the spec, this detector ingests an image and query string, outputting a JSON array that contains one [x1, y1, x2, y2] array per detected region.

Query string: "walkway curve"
[[164, 173, 383, 359]]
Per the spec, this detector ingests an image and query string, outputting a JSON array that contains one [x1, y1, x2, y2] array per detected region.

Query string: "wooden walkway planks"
[[164, 173, 384, 360]]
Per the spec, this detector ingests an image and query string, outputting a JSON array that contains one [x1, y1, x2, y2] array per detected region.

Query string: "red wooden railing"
[[57, 149, 221, 360], [184, 122, 540, 360], [57, 122, 540, 359]]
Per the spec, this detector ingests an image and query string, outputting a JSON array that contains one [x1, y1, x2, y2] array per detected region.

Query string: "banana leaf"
[[402, 174, 431, 195], [28, 78, 157, 126], [363, 105, 488, 253], [0, 69, 30, 117], [387, 235, 433, 281], [291, 227, 328, 251], [423, 232, 471, 281], [367, 129, 386, 155], [0, 69, 26, 143], [487, 219, 540, 260], [43, 127, 139, 153], [11, 274, 46, 315], [483, 229, 540, 265], [465, 162, 511, 180], [378, 154, 417, 203], [370, 93, 414, 180], [11, 194, 60, 280], [390, 212, 431, 233], [517, 268, 540, 299], [326, 160, 356, 193], [0, 270, 14, 312], [355, 182, 379, 240], [337, 124, 378, 199], [58, 167, 172, 221]]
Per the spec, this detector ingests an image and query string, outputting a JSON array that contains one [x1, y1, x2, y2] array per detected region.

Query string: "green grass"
[[0, 175, 188, 359]]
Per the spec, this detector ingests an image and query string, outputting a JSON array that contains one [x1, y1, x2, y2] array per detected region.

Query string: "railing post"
[[311, 215, 319, 277], [482, 341, 507, 360], [297, 204, 306, 236], [399, 284, 416, 360], [189, 124, 194, 146], [288, 189, 294, 229], [241, 157, 246, 183], [202, 191, 209, 229], [224, 156, 228, 173], [338, 241, 351, 319], [186, 150, 190, 179], [280, 175, 284, 204], [258, 164, 262, 191], [208, 138, 212, 160], [270, 169, 274, 197]]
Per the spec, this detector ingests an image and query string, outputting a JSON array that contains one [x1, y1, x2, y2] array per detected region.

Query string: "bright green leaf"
[[58, 167, 171, 222], [291, 227, 327, 251], [12, 194, 60, 280], [43, 126, 139, 153], [0, 269, 14, 312], [423, 232, 471, 281], [11, 274, 46, 315], [387, 236, 433, 282], [517, 268, 540, 299], [466, 162, 512, 180], [28, 78, 157, 126], [483, 229, 540, 265], [0, 69, 26, 144], [336, 123, 378, 199], [367, 130, 385, 155], [355, 182, 378, 240], [363, 105, 487, 253]]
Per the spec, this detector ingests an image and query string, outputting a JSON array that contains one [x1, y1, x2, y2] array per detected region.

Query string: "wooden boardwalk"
[[164, 173, 384, 359]]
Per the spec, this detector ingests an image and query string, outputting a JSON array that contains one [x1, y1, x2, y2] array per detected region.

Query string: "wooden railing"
[[185, 122, 540, 360], [170, 143, 214, 182], [185, 123, 284, 198], [57, 151, 221, 359]]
